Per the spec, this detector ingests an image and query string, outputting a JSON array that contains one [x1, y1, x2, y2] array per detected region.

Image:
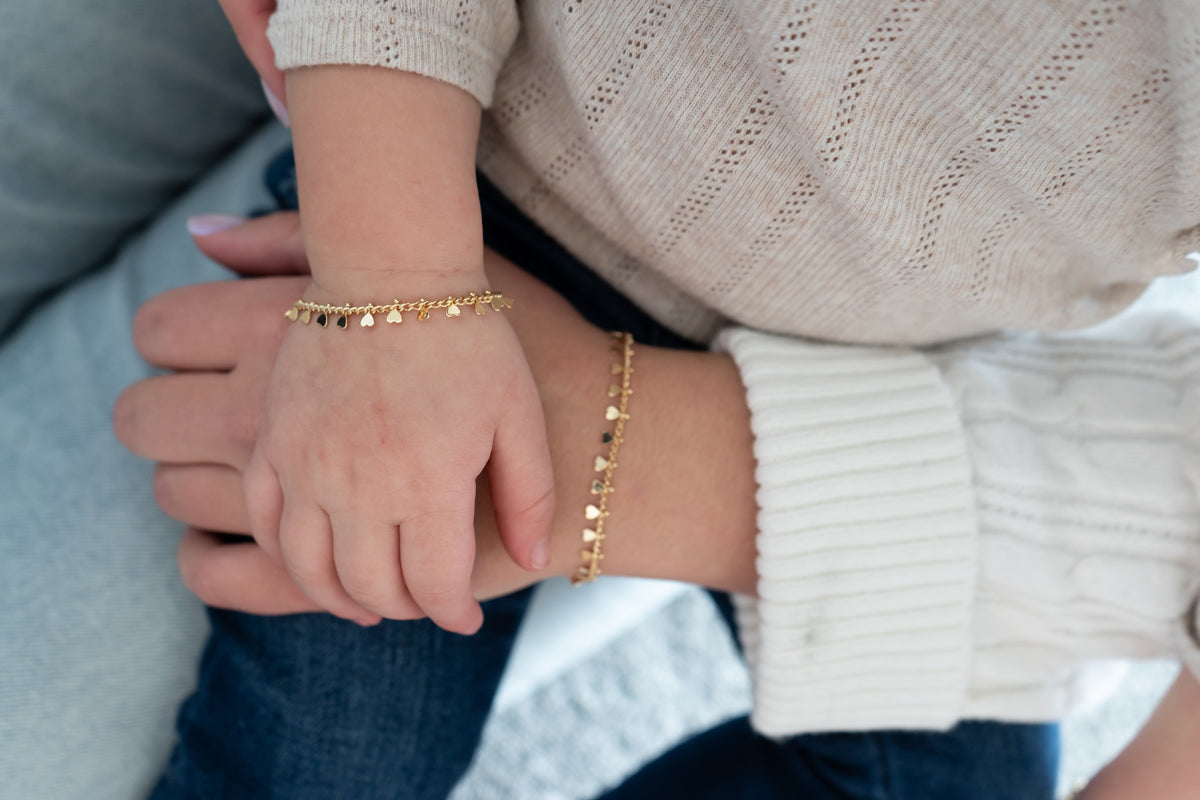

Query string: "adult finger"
[[330, 514, 421, 620], [179, 528, 320, 615], [399, 501, 483, 635], [488, 383, 557, 571], [154, 464, 249, 533], [217, 0, 286, 104], [278, 498, 381, 626], [115, 374, 256, 468], [189, 211, 309, 278], [134, 275, 305, 371]]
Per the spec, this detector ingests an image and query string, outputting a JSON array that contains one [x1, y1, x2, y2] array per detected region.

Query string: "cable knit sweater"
[[267, 1, 1200, 735]]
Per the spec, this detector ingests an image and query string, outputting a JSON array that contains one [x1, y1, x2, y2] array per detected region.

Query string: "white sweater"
[[267, 1, 1200, 735]]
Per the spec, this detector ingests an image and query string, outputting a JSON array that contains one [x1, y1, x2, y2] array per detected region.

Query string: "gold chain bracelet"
[[572, 331, 635, 586], [284, 290, 513, 329]]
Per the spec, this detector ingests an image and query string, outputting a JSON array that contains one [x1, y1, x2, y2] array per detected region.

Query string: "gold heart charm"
[[585, 504, 601, 520], [299, 308, 312, 324], [491, 296, 503, 311], [284, 307, 299, 321], [361, 313, 375, 328], [605, 406, 620, 421], [608, 384, 621, 397], [386, 309, 403, 324], [594, 456, 609, 471], [446, 304, 461, 317], [582, 528, 598, 542], [474, 300, 486, 316]]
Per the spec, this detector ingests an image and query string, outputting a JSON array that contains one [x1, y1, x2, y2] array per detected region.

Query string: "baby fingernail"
[[186, 214, 245, 236], [531, 537, 551, 570], [262, 79, 290, 127]]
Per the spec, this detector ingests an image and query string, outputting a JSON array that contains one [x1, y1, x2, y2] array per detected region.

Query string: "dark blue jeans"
[[150, 152, 1058, 800]]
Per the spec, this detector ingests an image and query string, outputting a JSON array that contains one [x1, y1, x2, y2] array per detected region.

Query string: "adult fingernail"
[[262, 79, 290, 128], [187, 214, 246, 236], [531, 537, 551, 570]]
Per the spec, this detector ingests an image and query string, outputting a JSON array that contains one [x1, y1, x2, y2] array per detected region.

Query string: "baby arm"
[[245, 66, 554, 633]]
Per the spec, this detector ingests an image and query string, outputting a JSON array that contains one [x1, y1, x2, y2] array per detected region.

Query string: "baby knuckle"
[[407, 578, 462, 608], [337, 565, 380, 598], [284, 557, 327, 591], [346, 585, 400, 617]]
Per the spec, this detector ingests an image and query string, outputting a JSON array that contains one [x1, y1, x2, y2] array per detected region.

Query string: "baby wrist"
[[285, 289, 512, 329]]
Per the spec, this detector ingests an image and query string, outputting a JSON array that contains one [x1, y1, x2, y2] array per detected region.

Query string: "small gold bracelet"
[[284, 290, 513, 329], [572, 331, 635, 586]]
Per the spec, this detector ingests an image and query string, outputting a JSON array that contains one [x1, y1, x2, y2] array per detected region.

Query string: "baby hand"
[[243, 282, 555, 633]]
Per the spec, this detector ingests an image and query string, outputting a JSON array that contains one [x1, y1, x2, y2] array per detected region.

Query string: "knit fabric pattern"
[[720, 280, 1200, 734], [269, 0, 518, 106], [268, 0, 1200, 735], [271, 1, 1200, 343]]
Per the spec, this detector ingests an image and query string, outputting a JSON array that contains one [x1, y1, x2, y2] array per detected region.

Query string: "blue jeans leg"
[[600, 716, 1059, 800], [151, 590, 532, 800]]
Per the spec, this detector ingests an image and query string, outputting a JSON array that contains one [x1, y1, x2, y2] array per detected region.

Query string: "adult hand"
[[115, 212, 759, 616]]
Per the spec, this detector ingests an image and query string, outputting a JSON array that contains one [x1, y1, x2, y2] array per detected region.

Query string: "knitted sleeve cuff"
[[268, 1, 519, 107], [714, 328, 979, 736]]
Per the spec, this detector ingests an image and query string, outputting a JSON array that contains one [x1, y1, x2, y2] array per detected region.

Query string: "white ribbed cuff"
[[716, 328, 979, 736], [268, 2, 517, 107]]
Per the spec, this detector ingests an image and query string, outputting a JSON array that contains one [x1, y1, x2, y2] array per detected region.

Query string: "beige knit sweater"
[[269, 1, 1200, 735]]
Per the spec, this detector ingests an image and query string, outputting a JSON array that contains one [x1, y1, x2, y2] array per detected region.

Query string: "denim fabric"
[[152, 592, 532, 800], [602, 717, 1059, 800]]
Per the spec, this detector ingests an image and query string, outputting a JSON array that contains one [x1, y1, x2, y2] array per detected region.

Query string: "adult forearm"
[[528, 335, 759, 597], [608, 346, 758, 595]]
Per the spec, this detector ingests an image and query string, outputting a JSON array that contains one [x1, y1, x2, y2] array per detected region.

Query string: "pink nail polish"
[[186, 214, 246, 236], [261, 79, 290, 128]]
